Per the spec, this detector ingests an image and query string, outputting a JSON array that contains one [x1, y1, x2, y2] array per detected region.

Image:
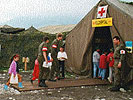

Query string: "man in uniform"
[[110, 36, 127, 91], [49, 33, 63, 81], [38, 37, 50, 87]]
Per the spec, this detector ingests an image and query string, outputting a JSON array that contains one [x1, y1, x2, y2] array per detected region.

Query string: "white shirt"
[[57, 51, 68, 61], [93, 51, 100, 62]]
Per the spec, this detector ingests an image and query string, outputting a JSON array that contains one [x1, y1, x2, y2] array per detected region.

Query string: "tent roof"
[[106, 0, 133, 18], [26, 26, 38, 32], [0, 28, 25, 34], [65, 0, 133, 75]]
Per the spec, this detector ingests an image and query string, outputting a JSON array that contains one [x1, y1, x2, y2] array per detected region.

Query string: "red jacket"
[[32, 59, 39, 79], [99, 54, 107, 69], [107, 52, 114, 67]]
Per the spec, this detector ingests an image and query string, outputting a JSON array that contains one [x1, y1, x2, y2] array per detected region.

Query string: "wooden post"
[[24, 60, 27, 71], [22, 57, 29, 71]]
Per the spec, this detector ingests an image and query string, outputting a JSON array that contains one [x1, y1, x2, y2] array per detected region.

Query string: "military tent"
[[65, 0, 133, 80], [26, 26, 39, 33], [0, 25, 25, 34]]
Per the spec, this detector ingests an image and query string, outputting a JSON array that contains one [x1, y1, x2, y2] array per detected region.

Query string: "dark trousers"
[[59, 61, 65, 78], [38, 56, 50, 80], [49, 58, 59, 79]]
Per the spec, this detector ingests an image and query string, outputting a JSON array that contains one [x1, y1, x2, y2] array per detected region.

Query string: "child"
[[99, 51, 107, 80], [4, 54, 23, 90], [107, 48, 114, 83], [31, 55, 52, 84], [30, 58, 40, 84], [57, 46, 68, 79]]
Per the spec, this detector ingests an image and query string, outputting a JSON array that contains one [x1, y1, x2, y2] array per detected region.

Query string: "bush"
[[0, 31, 69, 70]]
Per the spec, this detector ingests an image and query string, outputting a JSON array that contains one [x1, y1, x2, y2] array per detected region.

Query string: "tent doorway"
[[92, 27, 113, 54], [92, 26, 113, 78]]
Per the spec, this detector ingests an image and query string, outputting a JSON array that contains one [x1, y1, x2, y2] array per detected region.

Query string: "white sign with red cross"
[[97, 5, 108, 18], [120, 50, 125, 54]]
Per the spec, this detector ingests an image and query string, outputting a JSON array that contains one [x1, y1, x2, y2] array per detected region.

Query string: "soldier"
[[49, 33, 63, 81], [38, 37, 50, 87], [110, 36, 127, 91]]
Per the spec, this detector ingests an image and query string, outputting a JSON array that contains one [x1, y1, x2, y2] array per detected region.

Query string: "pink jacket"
[[8, 60, 17, 76]]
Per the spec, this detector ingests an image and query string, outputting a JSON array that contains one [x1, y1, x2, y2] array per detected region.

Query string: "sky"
[[0, 0, 132, 28]]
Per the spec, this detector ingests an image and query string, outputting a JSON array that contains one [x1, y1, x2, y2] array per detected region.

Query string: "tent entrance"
[[92, 27, 113, 54], [91, 26, 113, 77]]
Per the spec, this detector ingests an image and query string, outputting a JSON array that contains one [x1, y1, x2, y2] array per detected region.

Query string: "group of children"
[[93, 48, 114, 83], [4, 46, 68, 90]]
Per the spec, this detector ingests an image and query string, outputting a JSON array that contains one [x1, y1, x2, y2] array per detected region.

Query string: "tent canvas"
[[65, 0, 133, 80]]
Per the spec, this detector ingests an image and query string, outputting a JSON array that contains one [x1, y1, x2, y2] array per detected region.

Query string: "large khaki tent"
[[65, 0, 133, 79]]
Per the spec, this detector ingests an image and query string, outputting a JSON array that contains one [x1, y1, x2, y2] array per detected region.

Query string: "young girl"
[[4, 54, 23, 90], [57, 46, 68, 79]]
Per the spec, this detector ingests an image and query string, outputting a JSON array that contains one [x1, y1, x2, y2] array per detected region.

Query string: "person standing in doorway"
[[107, 48, 114, 83], [93, 48, 101, 78], [99, 51, 107, 80], [38, 37, 50, 87], [110, 36, 127, 92], [49, 33, 63, 81]]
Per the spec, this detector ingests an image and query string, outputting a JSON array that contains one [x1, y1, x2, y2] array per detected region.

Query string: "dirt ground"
[[0, 72, 133, 100]]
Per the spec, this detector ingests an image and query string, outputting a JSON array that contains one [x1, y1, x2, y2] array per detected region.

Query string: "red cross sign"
[[98, 8, 105, 16], [97, 5, 108, 18]]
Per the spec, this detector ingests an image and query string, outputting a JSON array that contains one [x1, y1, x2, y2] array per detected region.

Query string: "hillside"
[[38, 24, 76, 34], [0, 25, 13, 28]]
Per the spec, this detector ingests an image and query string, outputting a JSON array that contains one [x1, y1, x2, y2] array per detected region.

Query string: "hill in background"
[[38, 24, 76, 34]]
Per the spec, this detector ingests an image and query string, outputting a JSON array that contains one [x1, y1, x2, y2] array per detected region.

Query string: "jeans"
[[59, 61, 65, 78], [93, 62, 101, 78], [109, 67, 113, 81], [100, 69, 106, 80]]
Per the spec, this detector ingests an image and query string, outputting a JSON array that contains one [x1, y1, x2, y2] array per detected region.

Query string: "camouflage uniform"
[[113, 43, 126, 86], [38, 42, 50, 80], [49, 39, 63, 80]]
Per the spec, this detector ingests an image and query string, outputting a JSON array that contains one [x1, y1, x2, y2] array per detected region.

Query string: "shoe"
[[39, 82, 48, 87], [39, 80, 48, 87], [120, 83, 131, 91], [107, 77, 112, 83], [122, 85, 130, 91], [98, 76, 102, 79], [109, 86, 120, 92], [55, 77, 60, 80], [4, 85, 8, 90], [119, 88, 127, 92], [30, 80, 33, 84], [48, 79, 56, 82], [18, 82, 24, 88]]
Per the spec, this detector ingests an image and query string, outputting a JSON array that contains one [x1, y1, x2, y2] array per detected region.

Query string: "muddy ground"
[[0, 72, 133, 100]]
